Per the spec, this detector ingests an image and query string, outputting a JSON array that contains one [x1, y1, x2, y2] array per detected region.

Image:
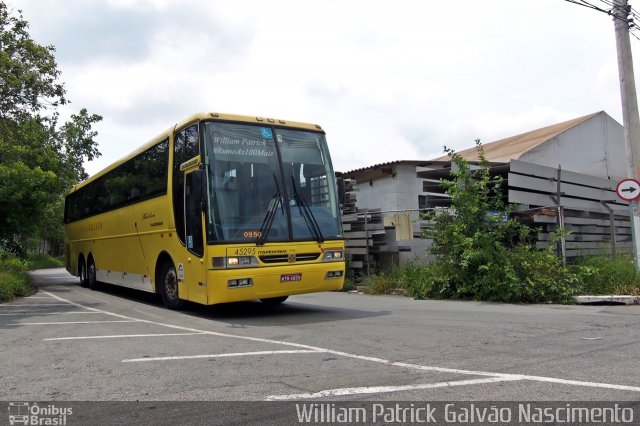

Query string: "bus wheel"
[[87, 259, 100, 290], [159, 263, 185, 310], [79, 261, 88, 288], [260, 296, 288, 305]]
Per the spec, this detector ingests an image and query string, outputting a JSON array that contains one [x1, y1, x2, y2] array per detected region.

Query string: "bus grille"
[[259, 253, 321, 264]]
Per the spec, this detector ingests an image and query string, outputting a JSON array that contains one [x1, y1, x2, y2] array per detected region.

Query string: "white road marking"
[[39, 290, 640, 396], [1, 303, 76, 307], [390, 361, 514, 378], [506, 374, 640, 393], [11, 320, 139, 325], [122, 349, 327, 363], [132, 308, 165, 320], [0, 311, 100, 316], [266, 377, 522, 400], [45, 332, 206, 341], [25, 296, 55, 299]]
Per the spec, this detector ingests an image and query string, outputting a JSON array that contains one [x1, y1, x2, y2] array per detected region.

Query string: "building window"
[[418, 195, 427, 210]]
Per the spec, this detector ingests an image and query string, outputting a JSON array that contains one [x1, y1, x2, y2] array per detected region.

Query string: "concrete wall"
[[354, 164, 423, 211], [521, 112, 625, 180]]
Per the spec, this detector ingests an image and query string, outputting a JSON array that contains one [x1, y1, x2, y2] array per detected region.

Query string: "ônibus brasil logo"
[[8, 402, 73, 426]]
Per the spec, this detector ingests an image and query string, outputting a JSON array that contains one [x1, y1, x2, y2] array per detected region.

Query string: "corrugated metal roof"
[[341, 160, 430, 177], [431, 111, 602, 162], [342, 112, 606, 178]]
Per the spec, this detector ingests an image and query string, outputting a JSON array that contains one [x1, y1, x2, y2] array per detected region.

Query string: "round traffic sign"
[[616, 178, 640, 201]]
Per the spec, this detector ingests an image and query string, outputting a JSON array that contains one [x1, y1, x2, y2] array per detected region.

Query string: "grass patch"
[[362, 254, 640, 304], [341, 278, 357, 292], [361, 267, 406, 295], [25, 254, 64, 269], [0, 257, 36, 303], [573, 255, 640, 295]]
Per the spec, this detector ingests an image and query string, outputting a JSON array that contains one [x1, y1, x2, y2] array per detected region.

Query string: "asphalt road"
[[2, 268, 640, 424]]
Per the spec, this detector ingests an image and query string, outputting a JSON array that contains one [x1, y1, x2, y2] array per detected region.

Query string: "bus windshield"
[[203, 121, 342, 244]]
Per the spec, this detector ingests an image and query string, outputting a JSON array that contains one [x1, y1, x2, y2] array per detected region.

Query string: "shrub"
[[0, 238, 26, 260], [362, 268, 405, 295], [26, 254, 64, 269], [401, 262, 447, 300], [0, 257, 36, 302], [418, 141, 577, 303], [573, 255, 640, 295]]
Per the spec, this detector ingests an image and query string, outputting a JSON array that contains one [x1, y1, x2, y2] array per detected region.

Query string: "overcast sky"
[[7, 0, 639, 175]]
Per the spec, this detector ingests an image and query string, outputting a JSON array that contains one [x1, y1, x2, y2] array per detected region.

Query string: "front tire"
[[159, 263, 185, 310]]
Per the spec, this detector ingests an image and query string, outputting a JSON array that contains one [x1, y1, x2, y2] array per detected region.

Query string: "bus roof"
[[67, 112, 325, 194]]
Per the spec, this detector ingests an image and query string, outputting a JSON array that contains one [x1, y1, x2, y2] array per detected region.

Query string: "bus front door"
[[183, 170, 208, 304]]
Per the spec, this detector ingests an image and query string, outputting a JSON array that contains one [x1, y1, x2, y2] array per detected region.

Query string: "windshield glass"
[[203, 121, 342, 243]]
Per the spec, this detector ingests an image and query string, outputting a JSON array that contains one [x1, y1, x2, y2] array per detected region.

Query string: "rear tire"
[[79, 261, 89, 288], [87, 258, 100, 290], [159, 263, 185, 310], [260, 296, 288, 305]]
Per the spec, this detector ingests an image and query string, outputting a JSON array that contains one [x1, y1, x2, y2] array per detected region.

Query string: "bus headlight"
[[325, 270, 344, 279], [228, 278, 253, 288], [212, 256, 259, 269], [322, 250, 344, 262], [227, 256, 251, 266]]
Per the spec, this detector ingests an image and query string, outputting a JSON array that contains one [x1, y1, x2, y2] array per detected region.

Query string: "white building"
[[432, 111, 625, 180], [343, 111, 625, 211]]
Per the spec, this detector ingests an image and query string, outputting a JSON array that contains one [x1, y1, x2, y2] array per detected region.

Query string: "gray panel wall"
[[520, 112, 625, 180]]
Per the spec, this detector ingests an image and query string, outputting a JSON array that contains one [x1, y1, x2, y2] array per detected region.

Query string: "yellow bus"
[[64, 112, 345, 309]]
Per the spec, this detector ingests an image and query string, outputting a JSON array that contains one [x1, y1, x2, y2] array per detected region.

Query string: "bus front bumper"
[[206, 262, 345, 304]]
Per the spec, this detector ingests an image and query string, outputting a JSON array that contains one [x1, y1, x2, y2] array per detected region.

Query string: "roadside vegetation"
[[0, 257, 33, 303], [362, 255, 640, 301], [0, 3, 102, 258], [0, 3, 100, 303], [362, 142, 640, 303], [574, 255, 640, 296], [0, 253, 64, 302]]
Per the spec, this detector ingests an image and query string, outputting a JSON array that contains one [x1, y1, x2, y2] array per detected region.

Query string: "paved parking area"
[[2, 268, 640, 403]]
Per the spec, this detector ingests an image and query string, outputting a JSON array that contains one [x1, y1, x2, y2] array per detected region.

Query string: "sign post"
[[616, 179, 640, 269]]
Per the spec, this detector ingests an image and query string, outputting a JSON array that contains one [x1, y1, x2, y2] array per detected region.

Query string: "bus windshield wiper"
[[257, 175, 283, 246], [290, 176, 324, 243]]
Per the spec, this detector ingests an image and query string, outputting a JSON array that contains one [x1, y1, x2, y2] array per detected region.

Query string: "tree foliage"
[[0, 2, 102, 254], [0, 3, 66, 122]]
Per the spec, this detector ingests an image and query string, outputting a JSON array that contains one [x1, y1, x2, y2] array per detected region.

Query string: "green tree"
[[0, 3, 102, 254], [0, 3, 65, 122], [421, 141, 577, 303]]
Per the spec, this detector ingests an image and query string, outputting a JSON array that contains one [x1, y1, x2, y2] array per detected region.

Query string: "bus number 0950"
[[243, 231, 263, 238]]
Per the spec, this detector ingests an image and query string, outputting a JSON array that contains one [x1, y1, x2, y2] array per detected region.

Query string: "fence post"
[[550, 165, 567, 265], [364, 210, 370, 276], [600, 202, 617, 256]]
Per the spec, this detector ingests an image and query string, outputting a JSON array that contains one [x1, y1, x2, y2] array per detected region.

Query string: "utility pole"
[[613, 0, 640, 271]]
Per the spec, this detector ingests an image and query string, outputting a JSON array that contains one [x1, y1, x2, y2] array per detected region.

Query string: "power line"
[[563, 0, 640, 40], [563, 0, 613, 14]]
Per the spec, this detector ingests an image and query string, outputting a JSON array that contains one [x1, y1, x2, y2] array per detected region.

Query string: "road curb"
[[575, 295, 639, 305]]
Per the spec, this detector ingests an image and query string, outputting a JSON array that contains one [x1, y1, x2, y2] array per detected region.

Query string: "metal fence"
[[343, 204, 632, 278], [507, 160, 631, 263], [343, 208, 435, 277], [514, 204, 632, 264]]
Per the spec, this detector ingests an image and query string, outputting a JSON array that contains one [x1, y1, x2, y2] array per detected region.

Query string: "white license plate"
[[280, 273, 302, 283]]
